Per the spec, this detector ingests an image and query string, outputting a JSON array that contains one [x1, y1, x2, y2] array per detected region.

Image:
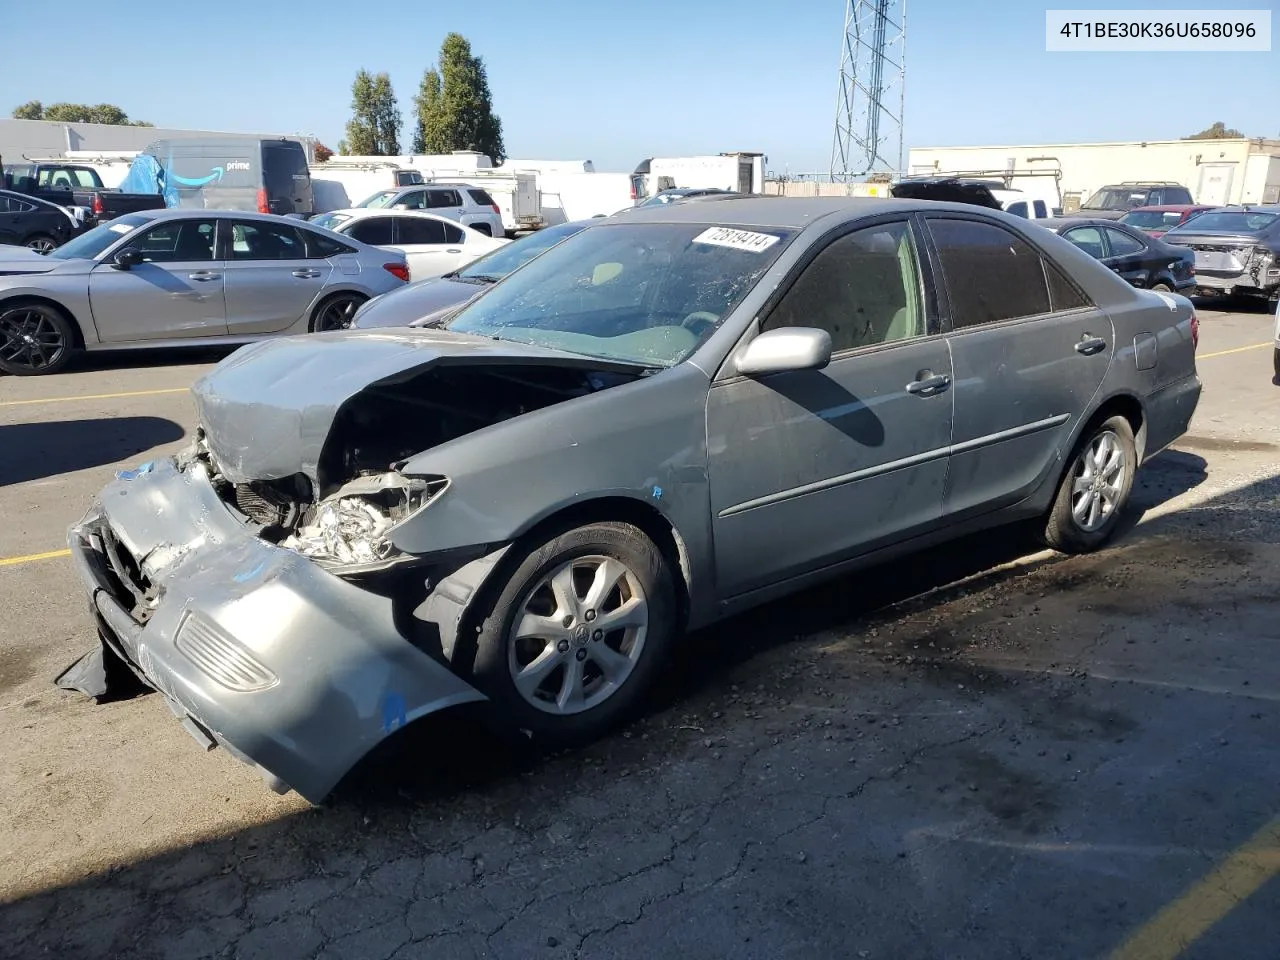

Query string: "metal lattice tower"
[[830, 0, 907, 181]]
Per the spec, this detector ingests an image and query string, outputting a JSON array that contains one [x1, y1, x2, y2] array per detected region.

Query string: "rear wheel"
[[310, 292, 367, 332], [1272, 346, 1279, 384], [464, 521, 678, 746], [0, 301, 77, 376], [24, 234, 58, 255], [1042, 415, 1137, 553]]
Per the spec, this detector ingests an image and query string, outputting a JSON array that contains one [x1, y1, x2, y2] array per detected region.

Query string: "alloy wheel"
[[507, 555, 649, 715], [0, 308, 68, 372], [316, 295, 363, 331], [1070, 429, 1127, 531], [26, 237, 56, 254]]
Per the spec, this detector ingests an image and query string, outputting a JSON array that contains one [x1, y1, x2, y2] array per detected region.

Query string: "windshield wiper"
[[459, 273, 502, 284]]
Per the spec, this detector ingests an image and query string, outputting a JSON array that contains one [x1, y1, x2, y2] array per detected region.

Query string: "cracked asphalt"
[[2, 302, 1279, 960]]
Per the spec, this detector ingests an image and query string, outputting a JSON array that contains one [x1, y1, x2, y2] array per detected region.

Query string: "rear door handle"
[[905, 372, 951, 396], [188, 272, 220, 281], [292, 269, 322, 279], [445, 249, 462, 254], [1075, 335, 1108, 356]]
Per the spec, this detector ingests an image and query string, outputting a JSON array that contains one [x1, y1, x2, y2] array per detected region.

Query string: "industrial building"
[[907, 137, 1280, 211]]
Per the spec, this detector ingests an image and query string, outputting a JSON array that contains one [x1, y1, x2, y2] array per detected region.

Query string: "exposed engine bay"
[[191, 362, 640, 573]]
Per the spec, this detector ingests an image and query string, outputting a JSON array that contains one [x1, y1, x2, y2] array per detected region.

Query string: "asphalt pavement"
[[1, 302, 1278, 960]]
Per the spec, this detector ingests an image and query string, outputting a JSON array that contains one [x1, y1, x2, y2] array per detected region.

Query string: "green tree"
[[1184, 121, 1244, 140], [11, 100, 151, 125], [343, 70, 401, 156], [416, 33, 505, 163], [411, 69, 442, 154]]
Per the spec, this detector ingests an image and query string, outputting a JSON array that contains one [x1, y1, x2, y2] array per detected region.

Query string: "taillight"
[[1190, 311, 1199, 350], [629, 181, 638, 200], [256, 188, 270, 214], [92, 193, 104, 216], [383, 262, 410, 282], [491, 203, 501, 215]]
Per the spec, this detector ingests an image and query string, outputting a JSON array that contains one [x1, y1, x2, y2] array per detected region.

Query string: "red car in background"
[[1120, 204, 1218, 239]]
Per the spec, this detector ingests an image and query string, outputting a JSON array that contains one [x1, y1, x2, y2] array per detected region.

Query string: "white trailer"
[[309, 159, 429, 211], [630, 153, 767, 202]]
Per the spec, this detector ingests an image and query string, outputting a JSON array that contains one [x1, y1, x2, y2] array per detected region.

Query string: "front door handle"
[[292, 269, 322, 279], [445, 249, 462, 254], [1075, 335, 1108, 356], [188, 272, 220, 281], [905, 371, 951, 396]]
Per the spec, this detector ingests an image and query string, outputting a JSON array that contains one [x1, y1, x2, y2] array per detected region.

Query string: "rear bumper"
[[1143, 373, 1202, 460], [66, 457, 486, 802]]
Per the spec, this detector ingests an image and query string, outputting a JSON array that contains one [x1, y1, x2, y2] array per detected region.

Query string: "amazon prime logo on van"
[[226, 161, 251, 172]]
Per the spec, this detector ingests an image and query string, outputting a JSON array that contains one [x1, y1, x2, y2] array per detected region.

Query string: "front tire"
[[1272, 346, 1279, 385], [465, 521, 678, 746], [1043, 415, 1137, 553], [0, 301, 77, 376]]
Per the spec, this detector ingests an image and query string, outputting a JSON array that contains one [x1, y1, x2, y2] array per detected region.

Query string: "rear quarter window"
[[303, 229, 356, 258], [467, 189, 496, 206]]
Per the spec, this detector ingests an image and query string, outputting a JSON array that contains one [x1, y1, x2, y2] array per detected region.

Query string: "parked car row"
[[310, 207, 508, 281]]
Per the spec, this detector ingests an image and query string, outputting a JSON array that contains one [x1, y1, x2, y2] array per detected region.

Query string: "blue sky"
[[1, 0, 1275, 174]]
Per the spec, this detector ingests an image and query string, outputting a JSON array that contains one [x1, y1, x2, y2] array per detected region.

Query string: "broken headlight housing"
[[282, 472, 449, 574]]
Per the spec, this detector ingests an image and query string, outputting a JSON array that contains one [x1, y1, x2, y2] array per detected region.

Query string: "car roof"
[[603, 196, 1006, 229], [123, 208, 317, 226], [324, 207, 468, 223], [1127, 204, 1215, 213], [1038, 217, 1117, 230]]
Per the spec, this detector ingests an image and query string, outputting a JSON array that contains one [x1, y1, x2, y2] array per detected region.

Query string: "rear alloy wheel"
[[311, 293, 367, 332], [1042, 415, 1136, 553], [0, 302, 76, 376], [466, 521, 678, 745], [24, 234, 58, 255]]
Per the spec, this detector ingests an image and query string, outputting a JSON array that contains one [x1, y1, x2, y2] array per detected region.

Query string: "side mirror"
[[735, 327, 832, 377], [112, 248, 143, 270]]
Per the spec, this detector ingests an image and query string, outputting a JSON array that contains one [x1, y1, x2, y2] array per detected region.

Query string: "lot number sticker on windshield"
[[693, 227, 781, 253], [108, 223, 134, 234]]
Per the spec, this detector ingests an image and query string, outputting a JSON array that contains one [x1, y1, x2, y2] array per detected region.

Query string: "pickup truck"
[[1, 162, 165, 229]]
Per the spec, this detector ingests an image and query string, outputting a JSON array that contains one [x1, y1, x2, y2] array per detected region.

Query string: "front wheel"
[[465, 521, 678, 745], [0, 301, 77, 376], [1042, 415, 1137, 553], [1272, 346, 1279, 384]]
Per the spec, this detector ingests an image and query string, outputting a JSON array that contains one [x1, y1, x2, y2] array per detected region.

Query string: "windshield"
[[359, 191, 398, 209], [1172, 211, 1279, 233], [1121, 210, 1182, 229], [1084, 187, 1150, 210], [455, 221, 588, 281], [47, 214, 149, 259], [310, 212, 352, 230], [442, 221, 794, 367]]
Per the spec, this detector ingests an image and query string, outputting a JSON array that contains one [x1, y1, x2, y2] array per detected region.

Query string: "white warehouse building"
[[907, 137, 1280, 211]]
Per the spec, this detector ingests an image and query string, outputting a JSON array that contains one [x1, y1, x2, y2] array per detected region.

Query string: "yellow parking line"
[[0, 387, 188, 408], [1198, 342, 1272, 360], [0, 548, 71, 567], [1109, 815, 1280, 960]]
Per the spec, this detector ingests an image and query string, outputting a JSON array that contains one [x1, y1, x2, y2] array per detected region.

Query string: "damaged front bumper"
[[65, 456, 487, 803]]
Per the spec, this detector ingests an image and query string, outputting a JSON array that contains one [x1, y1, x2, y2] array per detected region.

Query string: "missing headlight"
[[281, 472, 449, 573]]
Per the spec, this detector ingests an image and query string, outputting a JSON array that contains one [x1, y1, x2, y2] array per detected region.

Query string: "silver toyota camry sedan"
[[0, 209, 410, 375], [63, 197, 1201, 802]]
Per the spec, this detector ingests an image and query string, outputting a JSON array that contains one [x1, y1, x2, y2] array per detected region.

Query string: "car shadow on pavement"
[[4, 466, 1276, 960], [61, 345, 239, 375], [0, 418, 185, 486]]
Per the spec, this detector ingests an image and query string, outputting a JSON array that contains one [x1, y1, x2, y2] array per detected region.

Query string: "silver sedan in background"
[[0, 209, 410, 376]]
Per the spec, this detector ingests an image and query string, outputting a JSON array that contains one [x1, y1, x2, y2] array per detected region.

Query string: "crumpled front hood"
[[192, 329, 641, 486]]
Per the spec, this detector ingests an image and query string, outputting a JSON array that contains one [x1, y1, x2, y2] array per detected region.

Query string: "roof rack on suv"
[[1117, 181, 1183, 186]]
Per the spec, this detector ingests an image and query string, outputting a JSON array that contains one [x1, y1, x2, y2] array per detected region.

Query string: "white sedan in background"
[[310, 208, 508, 282]]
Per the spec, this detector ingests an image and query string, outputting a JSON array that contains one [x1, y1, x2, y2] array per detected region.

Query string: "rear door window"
[[302, 229, 356, 258], [926, 218, 1052, 328], [226, 220, 307, 260], [395, 216, 447, 245], [467, 189, 495, 207], [1062, 226, 1106, 259], [347, 217, 396, 246], [427, 189, 462, 209], [1103, 227, 1145, 257]]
